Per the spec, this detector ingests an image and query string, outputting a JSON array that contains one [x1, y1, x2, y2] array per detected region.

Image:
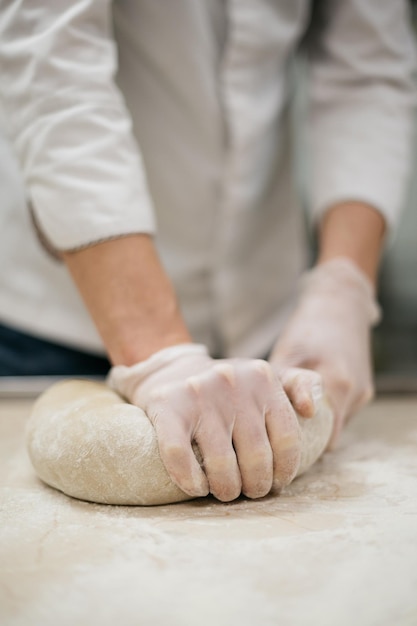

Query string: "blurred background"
[[374, 162, 417, 391], [0, 3, 416, 393], [293, 6, 417, 392], [366, 0, 417, 392]]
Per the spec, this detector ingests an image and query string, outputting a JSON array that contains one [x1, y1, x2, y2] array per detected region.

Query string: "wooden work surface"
[[1, 395, 417, 626]]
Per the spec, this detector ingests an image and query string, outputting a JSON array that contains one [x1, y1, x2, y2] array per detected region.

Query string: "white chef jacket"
[[0, 0, 415, 359]]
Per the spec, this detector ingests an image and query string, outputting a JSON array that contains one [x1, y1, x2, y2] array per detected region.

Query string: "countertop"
[[1, 394, 417, 626]]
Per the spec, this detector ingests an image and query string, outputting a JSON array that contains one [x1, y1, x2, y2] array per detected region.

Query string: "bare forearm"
[[317, 202, 386, 286], [62, 235, 191, 365]]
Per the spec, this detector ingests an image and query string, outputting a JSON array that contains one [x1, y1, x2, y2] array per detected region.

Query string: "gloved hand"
[[269, 257, 380, 448], [108, 344, 320, 502]]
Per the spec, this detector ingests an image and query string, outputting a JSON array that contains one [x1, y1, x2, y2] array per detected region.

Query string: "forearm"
[[62, 235, 191, 365], [317, 202, 386, 286], [308, 2, 416, 262]]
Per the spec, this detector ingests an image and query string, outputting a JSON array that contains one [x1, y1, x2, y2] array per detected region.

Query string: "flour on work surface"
[[1, 397, 417, 626]]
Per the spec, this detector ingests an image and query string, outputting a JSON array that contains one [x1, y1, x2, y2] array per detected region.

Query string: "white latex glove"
[[270, 257, 380, 448], [108, 345, 320, 502]]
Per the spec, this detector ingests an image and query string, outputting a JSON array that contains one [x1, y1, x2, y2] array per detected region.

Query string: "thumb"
[[321, 373, 353, 450]]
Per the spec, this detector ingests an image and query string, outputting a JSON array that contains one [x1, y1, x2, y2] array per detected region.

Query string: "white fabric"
[[0, 0, 415, 357], [308, 0, 417, 228]]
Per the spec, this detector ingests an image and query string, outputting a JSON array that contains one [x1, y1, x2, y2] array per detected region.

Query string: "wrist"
[[108, 343, 208, 399], [101, 301, 193, 366], [108, 331, 193, 366], [317, 202, 386, 287], [303, 258, 381, 326]]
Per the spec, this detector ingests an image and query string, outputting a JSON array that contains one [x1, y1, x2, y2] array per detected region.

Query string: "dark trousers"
[[0, 322, 110, 376]]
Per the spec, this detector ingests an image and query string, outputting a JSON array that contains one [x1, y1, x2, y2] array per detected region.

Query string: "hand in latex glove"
[[270, 258, 380, 449], [108, 345, 319, 501]]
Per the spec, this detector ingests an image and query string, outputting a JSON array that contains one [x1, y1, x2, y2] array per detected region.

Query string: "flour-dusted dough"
[[26, 380, 334, 506]]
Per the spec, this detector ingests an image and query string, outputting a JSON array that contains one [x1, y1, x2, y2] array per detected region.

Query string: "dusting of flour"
[[1, 397, 417, 626]]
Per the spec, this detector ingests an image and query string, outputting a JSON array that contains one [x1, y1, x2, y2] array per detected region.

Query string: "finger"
[[279, 367, 323, 419], [150, 409, 209, 497], [232, 404, 273, 499], [269, 341, 314, 371], [265, 381, 302, 490], [228, 359, 275, 498], [195, 419, 242, 502]]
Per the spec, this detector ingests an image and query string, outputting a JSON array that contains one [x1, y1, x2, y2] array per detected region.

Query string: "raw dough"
[[26, 380, 334, 506]]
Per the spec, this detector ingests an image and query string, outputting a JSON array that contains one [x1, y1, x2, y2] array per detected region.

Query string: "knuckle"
[[251, 359, 273, 378], [185, 375, 203, 395], [243, 446, 272, 474], [212, 363, 236, 387], [280, 367, 304, 385], [203, 452, 236, 473], [293, 396, 314, 417], [248, 361, 275, 389], [231, 359, 274, 387], [160, 441, 187, 465], [281, 369, 323, 407], [147, 387, 167, 405], [271, 430, 301, 454], [332, 367, 354, 395], [304, 370, 323, 389], [147, 382, 178, 405], [336, 379, 352, 396]]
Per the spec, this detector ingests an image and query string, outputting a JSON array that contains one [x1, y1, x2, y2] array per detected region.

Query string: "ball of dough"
[[26, 380, 333, 506]]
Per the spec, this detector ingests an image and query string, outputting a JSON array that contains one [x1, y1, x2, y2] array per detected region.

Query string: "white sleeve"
[[307, 0, 417, 229], [0, 0, 156, 250]]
